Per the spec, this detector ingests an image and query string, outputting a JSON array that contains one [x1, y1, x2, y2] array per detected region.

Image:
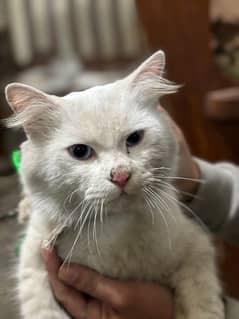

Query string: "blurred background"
[[0, 1, 239, 318]]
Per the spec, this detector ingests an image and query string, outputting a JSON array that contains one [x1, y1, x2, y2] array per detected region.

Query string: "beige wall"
[[211, 0, 239, 22], [0, 0, 7, 31]]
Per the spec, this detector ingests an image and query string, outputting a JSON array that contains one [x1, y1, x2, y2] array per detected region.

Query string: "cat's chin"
[[106, 189, 131, 203], [106, 191, 141, 212]]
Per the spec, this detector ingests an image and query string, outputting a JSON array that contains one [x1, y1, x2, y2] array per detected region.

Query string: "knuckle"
[[75, 311, 87, 319], [54, 285, 67, 304], [80, 274, 98, 293], [113, 288, 130, 309]]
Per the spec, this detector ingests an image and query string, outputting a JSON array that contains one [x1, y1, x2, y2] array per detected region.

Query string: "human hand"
[[42, 248, 174, 319], [158, 105, 201, 200]]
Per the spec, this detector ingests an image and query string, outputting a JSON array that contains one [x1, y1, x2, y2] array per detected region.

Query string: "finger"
[[42, 249, 89, 318], [55, 287, 89, 319], [86, 299, 102, 319], [156, 104, 185, 143], [41, 248, 61, 278], [59, 264, 128, 308]]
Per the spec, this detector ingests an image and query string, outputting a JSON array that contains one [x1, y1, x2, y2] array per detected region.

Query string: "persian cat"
[[6, 51, 224, 319]]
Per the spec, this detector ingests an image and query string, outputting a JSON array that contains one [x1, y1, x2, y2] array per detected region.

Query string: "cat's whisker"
[[100, 199, 104, 224], [149, 185, 178, 226], [160, 183, 200, 200], [146, 185, 178, 227], [150, 167, 171, 172], [87, 205, 94, 255], [74, 199, 91, 230], [47, 172, 73, 182], [98, 198, 105, 236], [147, 178, 200, 200], [159, 189, 209, 233], [63, 191, 74, 213], [143, 180, 178, 226], [142, 188, 155, 224], [69, 188, 80, 204], [52, 206, 80, 237], [63, 188, 82, 215], [48, 205, 82, 248], [93, 199, 102, 257], [92, 200, 97, 251], [64, 200, 91, 263], [158, 176, 205, 184], [63, 200, 95, 265], [143, 186, 173, 252]]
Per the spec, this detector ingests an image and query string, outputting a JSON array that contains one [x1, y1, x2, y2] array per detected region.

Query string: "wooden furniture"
[[136, 0, 239, 299], [137, 0, 239, 163]]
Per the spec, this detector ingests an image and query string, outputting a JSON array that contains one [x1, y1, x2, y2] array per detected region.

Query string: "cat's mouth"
[[85, 188, 132, 205], [120, 190, 127, 197]]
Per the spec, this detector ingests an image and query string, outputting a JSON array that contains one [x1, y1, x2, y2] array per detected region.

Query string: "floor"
[[0, 175, 22, 319]]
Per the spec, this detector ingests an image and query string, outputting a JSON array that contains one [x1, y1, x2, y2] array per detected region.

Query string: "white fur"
[[6, 51, 224, 319]]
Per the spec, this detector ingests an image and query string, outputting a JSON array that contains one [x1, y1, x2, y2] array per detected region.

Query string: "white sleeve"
[[226, 297, 239, 319], [188, 159, 239, 243]]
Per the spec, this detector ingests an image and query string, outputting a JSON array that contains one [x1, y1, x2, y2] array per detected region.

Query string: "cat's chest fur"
[[55, 207, 187, 284]]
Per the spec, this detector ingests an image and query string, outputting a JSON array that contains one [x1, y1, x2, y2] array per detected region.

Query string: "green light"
[[11, 149, 21, 172]]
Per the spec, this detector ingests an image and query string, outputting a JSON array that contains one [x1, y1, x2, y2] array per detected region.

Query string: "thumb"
[[59, 264, 126, 308]]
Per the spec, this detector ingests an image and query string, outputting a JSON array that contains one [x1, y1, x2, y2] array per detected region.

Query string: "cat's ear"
[[133, 50, 166, 80], [5, 83, 59, 140], [129, 50, 180, 105]]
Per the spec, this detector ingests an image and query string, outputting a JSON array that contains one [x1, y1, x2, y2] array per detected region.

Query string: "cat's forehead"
[[59, 82, 155, 144], [63, 81, 126, 110], [64, 83, 130, 122]]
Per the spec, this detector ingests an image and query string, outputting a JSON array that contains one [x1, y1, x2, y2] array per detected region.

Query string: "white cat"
[[6, 51, 224, 319]]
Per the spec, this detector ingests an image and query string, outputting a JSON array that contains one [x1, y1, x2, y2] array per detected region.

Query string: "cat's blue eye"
[[126, 130, 144, 147], [68, 144, 94, 160]]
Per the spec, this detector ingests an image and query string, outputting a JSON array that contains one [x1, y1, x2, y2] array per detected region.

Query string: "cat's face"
[[6, 51, 179, 217]]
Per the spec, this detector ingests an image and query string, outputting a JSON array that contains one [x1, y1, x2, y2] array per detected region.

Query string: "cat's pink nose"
[[110, 166, 131, 188]]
